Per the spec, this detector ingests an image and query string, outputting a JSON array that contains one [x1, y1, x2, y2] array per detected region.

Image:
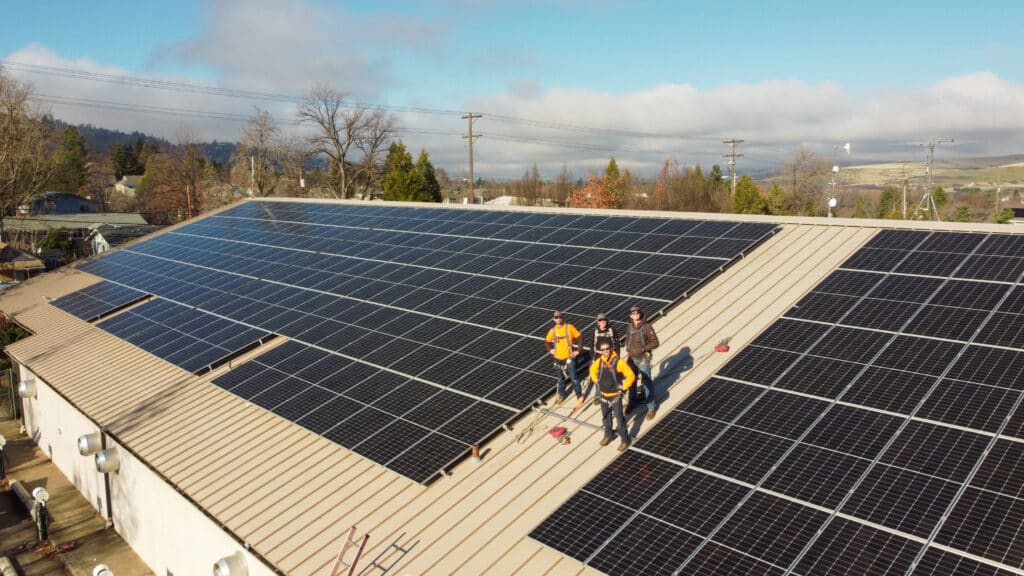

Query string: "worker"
[[545, 311, 583, 403], [622, 304, 660, 419], [591, 312, 619, 356], [590, 342, 636, 451]]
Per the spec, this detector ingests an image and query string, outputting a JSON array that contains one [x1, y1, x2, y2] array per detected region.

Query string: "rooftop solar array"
[[50, 280, 147, 321], [531, 230, 1024, 575], [69, 200, 778, 482]]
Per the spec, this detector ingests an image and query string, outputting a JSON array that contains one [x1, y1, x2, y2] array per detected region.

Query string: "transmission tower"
[[722, 139, 744, 195], [912, 138, 953, 220], [462, 113, 482, 203]]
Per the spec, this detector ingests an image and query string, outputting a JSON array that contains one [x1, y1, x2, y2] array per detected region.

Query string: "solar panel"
[[76, 200, 778, 482], [532, 229, 1024, 574]]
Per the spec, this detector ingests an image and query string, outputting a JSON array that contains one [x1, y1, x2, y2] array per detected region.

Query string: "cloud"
[[163, 0, 445, 99], [6, 34, 1024, 180]]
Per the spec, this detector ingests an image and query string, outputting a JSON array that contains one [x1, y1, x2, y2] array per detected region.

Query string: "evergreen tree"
[[731, 175, 767, 214], [875, 186, 900, 218], [415, 150, 441, 202], [49, 126, 89, 192], [952, 204, 971, 222], [382, 142, 420, 201]]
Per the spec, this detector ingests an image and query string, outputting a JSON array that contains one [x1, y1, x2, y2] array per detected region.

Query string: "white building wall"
[[18, 363, 277, 576]]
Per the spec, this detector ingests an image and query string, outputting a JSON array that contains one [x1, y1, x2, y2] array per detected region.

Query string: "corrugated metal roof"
[[3, 200, 1023, 575]]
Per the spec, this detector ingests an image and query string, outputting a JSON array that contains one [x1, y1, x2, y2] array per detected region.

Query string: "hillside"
[[833, 156, 1024, 190]]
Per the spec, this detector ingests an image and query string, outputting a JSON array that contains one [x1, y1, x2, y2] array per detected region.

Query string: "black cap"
[[629, 305, 643, 316]]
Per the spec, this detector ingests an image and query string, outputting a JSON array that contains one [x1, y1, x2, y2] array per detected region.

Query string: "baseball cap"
[[596, 312, 608, 321]]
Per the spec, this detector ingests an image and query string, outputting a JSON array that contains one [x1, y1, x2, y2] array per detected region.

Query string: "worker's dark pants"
[[626, 355, 654, 412], [555, 357, 582, 399], [601, 395, 629, 443]]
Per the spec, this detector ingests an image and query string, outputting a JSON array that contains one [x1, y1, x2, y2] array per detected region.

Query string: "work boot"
[[617, 440, 631, 452], [647, 409, 657, 421], [599, 436, 613, 446], [556, 394, 566, 404]]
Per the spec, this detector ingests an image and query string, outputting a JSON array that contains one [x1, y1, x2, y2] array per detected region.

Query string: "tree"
[[354, 110, 396, 196], [0, 67, 52, 239], [766, 184, 790, 215], [0, 314, 28, 371], [554, 163, 573, 205], [951, 203, 971, 222], [731, 175, 767, 214], [415, 150, 441, 202], [777, 148, 830, 216], [49, 126, 89, 193], [519, 164, 542, 206], [232, 107, 281, 197], [36, 228, 73, 259], [382, 142, 422, 201], [932, 186, 948, 210], [875, 186, 900, 219], [990, 208, 1014, 224], [297, 85, 396, 199], [136, 134, 211, 223], [568, 176, 620, 209]]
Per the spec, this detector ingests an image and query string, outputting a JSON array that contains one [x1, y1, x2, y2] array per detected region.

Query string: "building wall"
[[18, 363, 277, 576]]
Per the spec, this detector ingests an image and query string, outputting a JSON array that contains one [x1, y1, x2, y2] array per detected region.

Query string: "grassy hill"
[[840, 155, 1024, 190]]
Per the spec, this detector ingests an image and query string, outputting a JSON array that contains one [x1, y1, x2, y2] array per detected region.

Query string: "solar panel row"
[[69, 201, 779, 482], [50, 280, 146, 321], [96, 299, 270, 374], [531, 230, 1024, 575]]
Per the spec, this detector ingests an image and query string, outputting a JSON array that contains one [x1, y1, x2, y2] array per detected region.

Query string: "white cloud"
[[6, 25, 1024, 180]]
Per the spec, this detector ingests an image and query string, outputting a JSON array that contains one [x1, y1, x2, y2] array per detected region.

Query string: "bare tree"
[[354, 110, 396, 197], [0, 67, 52, 239], [275, 135, 313, 197], [232, 107, 281, 197], [777, 148, 830, 216], [519, 164, 542, 206], [297, 85, 396, 199]]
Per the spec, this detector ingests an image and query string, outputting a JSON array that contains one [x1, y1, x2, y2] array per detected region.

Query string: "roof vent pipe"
[[93, 565, 114, 576], [95, 448, 119, 473], [213, 551, 248, 576], [18, 380, 37, 398], [79, 432, 102, 456]]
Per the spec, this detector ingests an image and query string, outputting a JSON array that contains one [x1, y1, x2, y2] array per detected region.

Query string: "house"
[[2, 199, 1022, 575], [0, 242, 45, 282], [88, 223, 165, 254], [1, 213, 150, 254], [17, 191, 99, 215]]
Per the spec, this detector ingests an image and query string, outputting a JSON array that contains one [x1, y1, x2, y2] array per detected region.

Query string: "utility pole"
[[899, 160, 910, 219], [722, 139, 744, 195], [462, 113, 482, 203]]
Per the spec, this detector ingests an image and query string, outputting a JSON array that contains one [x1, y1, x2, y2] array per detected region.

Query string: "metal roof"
[[3, 199, 1022, 574]]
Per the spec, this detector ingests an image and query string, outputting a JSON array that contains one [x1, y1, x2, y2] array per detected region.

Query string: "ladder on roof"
[[328, 526, 369, 576]]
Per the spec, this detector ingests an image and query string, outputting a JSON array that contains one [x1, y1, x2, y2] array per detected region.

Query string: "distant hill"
[[51, 118, 237, 166], [840, 155, 1024, 189]]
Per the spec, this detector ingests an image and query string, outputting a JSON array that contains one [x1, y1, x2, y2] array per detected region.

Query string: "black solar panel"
[[532, 229, 1024, 574], [76, 200, 779, 483]]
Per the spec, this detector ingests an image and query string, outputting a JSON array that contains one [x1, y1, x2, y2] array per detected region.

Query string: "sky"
[[2, 0, 1023, 180]]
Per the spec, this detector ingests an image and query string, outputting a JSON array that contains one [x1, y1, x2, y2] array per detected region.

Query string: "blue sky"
[[3, 0, 1022, 178]]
